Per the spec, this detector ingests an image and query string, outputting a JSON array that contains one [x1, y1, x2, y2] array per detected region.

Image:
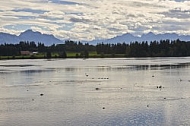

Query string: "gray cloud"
[[69, 17, 91, 23], [161, 9, 190, 19]]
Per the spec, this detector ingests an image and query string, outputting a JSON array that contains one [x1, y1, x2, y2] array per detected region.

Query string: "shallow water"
[[1, 58, 190, 126]]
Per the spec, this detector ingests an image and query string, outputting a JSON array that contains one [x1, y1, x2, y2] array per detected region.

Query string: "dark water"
[[1, 58, 190, 126]]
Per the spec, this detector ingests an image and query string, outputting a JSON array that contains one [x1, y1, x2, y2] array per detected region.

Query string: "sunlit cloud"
[[0, 0, 190, 41]]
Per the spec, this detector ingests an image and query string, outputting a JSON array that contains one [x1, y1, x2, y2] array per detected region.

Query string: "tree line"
[[0, 39, 190, 58], [0, 40, 95, 58], [96, 39, 190, 57]]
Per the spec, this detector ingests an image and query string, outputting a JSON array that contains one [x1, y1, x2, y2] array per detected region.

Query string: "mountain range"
[[89, 32, 190, 44], [0, 29, 63, 45], [0, 30, 190, 45]]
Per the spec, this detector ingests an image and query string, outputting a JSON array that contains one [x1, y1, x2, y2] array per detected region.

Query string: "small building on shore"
[[20, 51, 36, 55]]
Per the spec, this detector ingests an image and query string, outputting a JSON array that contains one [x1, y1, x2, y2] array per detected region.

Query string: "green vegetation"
[[0, 39, 190, 60]]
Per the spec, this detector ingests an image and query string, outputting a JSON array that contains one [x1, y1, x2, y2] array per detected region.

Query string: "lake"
[[1, 57, 190, 126]]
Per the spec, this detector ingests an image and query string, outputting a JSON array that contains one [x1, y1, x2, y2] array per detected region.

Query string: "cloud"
[[0, 0, 190, 41]]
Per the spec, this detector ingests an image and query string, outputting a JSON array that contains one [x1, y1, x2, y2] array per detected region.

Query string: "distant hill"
[[1, 30, 190, 45], [89, 32, 190, 44], [0, 32, 20, 44], [0, 29, 63, 45]]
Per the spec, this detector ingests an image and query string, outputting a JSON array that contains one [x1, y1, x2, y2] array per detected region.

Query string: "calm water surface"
[[1, 58, 190, 126]]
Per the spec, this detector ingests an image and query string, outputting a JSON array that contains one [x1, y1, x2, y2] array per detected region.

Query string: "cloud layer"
[[0, 0, 190, 41]]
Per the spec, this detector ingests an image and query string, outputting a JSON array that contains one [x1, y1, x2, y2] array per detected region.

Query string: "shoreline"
[[0, 55, 189, 60]]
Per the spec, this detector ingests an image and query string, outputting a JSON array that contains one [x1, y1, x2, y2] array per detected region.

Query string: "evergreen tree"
[[46, 50, 52, 59]]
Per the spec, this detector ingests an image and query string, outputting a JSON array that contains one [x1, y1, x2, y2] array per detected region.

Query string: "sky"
[[0, 0, 190, 41]]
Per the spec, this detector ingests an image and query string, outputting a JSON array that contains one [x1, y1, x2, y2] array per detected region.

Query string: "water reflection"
[[127, 62, 190, 71], [20, 69, 55, 74], [1, 58, 190, 126], [91, 62, 190, 71], [0, 69, 12, 74], [64, 67, 82, 71], [103, 108, 165, 126], [0, 64, 36, 67]]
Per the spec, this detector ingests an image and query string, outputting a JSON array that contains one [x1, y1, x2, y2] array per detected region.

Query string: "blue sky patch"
[[12, 8, 48, 14], [17, 16, 36, 20], [49, 0, 80, 5], [4, 24, 33, 31]]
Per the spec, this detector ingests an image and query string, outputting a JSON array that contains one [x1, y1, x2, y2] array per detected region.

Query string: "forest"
[[0, 39, 190, 59]]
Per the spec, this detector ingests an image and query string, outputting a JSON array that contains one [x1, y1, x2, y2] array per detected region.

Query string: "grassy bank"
[[0, 52, 127, 60]]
